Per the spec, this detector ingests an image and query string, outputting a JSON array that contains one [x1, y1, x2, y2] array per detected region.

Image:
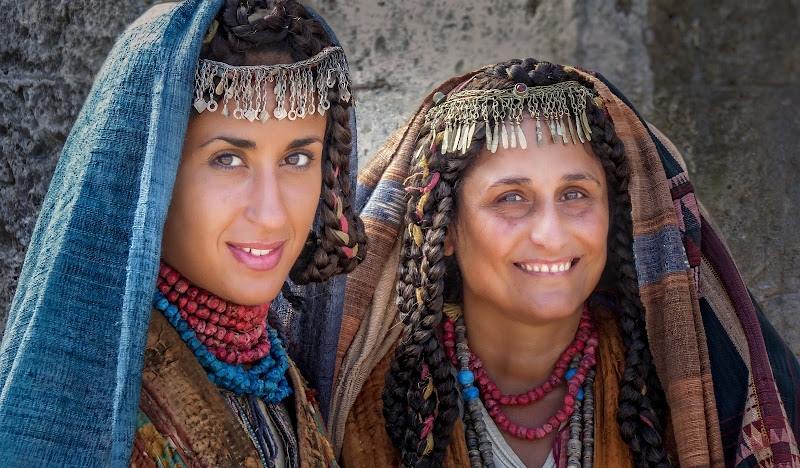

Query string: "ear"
[[443, 226, 455, 256]]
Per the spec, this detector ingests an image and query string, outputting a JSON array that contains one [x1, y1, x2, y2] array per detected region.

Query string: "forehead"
[[461, 118, 605, 188]]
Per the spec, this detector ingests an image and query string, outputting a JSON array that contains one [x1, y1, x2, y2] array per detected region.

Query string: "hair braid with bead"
[[197, 0, 366, 286], [383, 58, 671, 466]]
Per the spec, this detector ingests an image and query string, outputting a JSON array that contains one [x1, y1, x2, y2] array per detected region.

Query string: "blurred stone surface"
[[1, 0, 798, 353]]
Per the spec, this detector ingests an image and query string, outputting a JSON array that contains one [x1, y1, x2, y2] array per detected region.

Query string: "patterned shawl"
[[331, 66, 800, 467], [0, 1, 356, 465]]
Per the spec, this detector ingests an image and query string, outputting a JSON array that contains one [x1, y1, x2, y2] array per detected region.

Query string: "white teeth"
[[239, 247, 273, 256], [518, 260, 575, 273]]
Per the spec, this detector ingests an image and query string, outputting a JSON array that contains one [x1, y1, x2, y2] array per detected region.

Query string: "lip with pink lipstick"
[[227, 241, 285, 271], [514, 257, 580, 275]]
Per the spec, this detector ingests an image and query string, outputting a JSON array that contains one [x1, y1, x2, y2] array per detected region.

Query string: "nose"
[[527, 201, 567, 251], [244, 167, 288, 229]]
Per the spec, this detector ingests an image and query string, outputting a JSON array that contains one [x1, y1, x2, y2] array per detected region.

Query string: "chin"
[[521, 295, 586, 319], [219, 278, 284, 306], [234, 288, 282, 306]]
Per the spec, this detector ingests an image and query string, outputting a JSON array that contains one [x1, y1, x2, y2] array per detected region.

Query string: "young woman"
[[331, 59, 800, 467], [0, 0, 365, 466]]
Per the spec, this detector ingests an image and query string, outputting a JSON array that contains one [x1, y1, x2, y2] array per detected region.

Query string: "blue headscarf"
[[0, 1, 355, 465]]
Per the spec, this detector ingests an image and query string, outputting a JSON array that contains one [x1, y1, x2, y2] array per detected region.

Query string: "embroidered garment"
[[133, 309, 335, 468], [331, 64, 800, 467], [0, 0, 357, 465]]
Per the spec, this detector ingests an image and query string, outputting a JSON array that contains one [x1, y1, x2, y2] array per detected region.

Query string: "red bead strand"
[[443, 303, 598, 441], [156, 262, 273, 366]]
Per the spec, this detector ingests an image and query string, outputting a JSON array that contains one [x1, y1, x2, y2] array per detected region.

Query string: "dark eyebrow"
[[487, 177, 532, 189], [563, 172, 602, 186], [286, 136, 324, 150], [198, 135, 323, 150], [199, 136, 256, 149], [486, 174, 602, 189]]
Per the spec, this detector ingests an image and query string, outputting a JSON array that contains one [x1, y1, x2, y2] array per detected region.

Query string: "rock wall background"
[[2, 0, 798, 353]]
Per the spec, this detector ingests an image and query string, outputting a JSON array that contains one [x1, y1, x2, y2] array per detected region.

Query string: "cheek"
[[452, 216, 502, 269], [284, 171, 322, 234], [166, 180, 221, 247], [576, 205, 609, 262]]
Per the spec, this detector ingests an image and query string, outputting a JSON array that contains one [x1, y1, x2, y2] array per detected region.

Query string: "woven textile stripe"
[[632, 225, 691, 285]]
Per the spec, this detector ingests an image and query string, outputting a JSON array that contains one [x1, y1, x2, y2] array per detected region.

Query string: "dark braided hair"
[[197, 0, 366, 288], [383, 58, 671, 467]]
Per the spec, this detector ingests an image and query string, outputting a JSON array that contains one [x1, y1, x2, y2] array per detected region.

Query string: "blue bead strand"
[[153, 291, 292, 402]]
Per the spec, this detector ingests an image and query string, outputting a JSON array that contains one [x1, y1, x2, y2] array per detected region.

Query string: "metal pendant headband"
[[193, 46, 352, 123], [425, 80, 601, 154]]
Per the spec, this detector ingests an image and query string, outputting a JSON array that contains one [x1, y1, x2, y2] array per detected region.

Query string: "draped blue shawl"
[[0, 1, 355, 465]]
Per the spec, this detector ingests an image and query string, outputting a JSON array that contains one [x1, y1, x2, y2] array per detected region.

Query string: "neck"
[[157, 261, 273, 366], [462, 298, 584, 395]]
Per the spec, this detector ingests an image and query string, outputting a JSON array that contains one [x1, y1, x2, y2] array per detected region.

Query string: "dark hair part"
[[198, 0, 366, 287], [382, 58, 671, 467]]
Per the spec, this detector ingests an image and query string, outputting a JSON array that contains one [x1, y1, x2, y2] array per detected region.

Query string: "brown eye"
[[561, 190, 585, 201], [499, 193, 524, 203], [213, 153, 244, 168], [282, 152, 313, 167]]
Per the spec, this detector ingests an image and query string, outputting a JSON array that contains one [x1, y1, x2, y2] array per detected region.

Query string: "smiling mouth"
[[515, 258, 579, 273], [235, 246, 274, 257]]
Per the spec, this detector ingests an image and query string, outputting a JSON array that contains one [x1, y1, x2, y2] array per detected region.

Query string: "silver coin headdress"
[[193, 46, 352, 122], [425, 80, 600, 154]]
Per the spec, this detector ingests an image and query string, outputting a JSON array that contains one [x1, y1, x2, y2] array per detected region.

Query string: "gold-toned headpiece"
[[192, 46, 352, 122], [425, 81, 599, 154]]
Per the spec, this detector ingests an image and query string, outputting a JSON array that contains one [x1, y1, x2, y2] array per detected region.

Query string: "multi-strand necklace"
[[443, 303, 597, 468], [152, 262, 291, 402]]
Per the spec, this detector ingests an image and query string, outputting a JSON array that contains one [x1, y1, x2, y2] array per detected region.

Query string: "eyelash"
[[281, 152, 315, 168], [211, 153, 244, 169], [496, 190, 587, 203], [498, 193, 524, 203], [561, 190, 586, 201], [210, 151, 316, 170]]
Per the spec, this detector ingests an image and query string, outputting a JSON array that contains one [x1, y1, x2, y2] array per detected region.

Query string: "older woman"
[[0, 0, 365, 466], [331, 59, 800, 467]]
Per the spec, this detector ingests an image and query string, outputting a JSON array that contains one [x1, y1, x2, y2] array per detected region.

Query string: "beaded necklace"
[[152, 262, 291, 402], [443, 303, 597, 468]]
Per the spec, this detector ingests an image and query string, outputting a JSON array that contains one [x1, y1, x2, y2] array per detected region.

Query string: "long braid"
[[383, 122, 467, 467], [291, 93, 367, 284], [199, 0, 366, 286]]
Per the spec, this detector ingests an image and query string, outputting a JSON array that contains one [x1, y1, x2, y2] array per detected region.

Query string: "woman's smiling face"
[[445, 117, 609, 324], [161, 99, 325, 305]]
